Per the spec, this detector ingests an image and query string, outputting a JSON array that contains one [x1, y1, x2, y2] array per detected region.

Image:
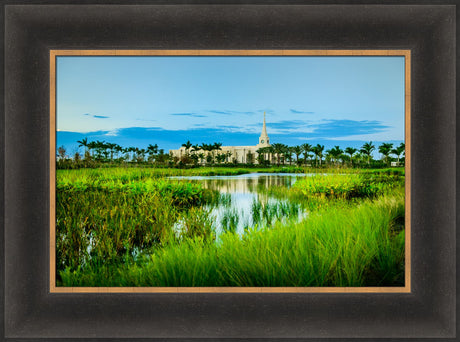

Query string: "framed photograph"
[[3, 2, 456, 340], [51, 49, 410, 294]]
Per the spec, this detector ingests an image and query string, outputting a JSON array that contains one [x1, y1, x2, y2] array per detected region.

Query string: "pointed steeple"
[[261, 111, 268, 137], [257, 111, 270, 147]]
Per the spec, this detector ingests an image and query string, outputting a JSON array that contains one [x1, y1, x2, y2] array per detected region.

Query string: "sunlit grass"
[[59, 189, 404, 287], [56, 166, 405, 287], [293, 173, 403, 199]]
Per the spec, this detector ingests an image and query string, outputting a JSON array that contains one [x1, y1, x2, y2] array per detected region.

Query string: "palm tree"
[[325, 149, 333, 166], [271, 143, 286, 166], [267, 146, 275, 165], [284, 146, 294, 165], [133, 147, 140, 162], [114, 144, 123, 160], [190, 153, 199, 165], [378, 143, 394, 166], [360, 141, 375, 165], [216, 153, 226, 164], [311, 144, 325, 166], [106, 142, 117, 161], [147, 143, 158, 163], [191, 144, 201, 154], [344, 147, 358, 166], [77, 137, 89, 154], [128, 146, 137, 162], [213, 142, 223, 154], [291, 145, 303, 165], [256, 147, 267, 164], [138, 148, 146, 163], [391, 142, 405, 165], [301, 143, 312, 166], [354, 152, 365, 166], [334, 146, 344, 165], [122, 147, 130, 161], [87, 141, 97, 157], [198, 152, 205, 165], [326, 145, 343, 166], [102, 149, 110, 161], [182, 140, 193, 154], [94, 140, 106, 160], [283, 144, 290, 164], [209, 142, 222, 163], [200, 143, 213, 164], [225, 151, 232, 163]]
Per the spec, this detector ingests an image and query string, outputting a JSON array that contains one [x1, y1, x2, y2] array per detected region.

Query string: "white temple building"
[[169, 112, 271, 164]]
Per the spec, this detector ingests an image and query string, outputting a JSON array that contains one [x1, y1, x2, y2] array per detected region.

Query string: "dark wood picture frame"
[[2, 2, 456, 339]]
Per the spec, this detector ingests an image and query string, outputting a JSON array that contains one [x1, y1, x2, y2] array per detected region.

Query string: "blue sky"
[[57, 56, 405, 155]]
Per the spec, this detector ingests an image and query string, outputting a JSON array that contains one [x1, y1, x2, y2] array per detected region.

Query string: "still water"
[[173, 173, 308, 235]]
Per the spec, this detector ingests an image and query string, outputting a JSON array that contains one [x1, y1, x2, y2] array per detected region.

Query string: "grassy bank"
[[57, 166, 405, 182]]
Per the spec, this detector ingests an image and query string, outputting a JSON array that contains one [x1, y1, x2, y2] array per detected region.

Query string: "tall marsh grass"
[[56, 177, 219, 273], [59, 190, 405, 287], [57, 166, 405, 287], [57, 167, 255, 183], [293, 173, 403, 199]]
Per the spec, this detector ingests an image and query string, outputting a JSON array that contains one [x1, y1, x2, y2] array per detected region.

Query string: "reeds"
[[56, 167, 405, 287], [293, 173, 403, 199], [56, 176, 220, 272], [59, 189, 405, 287]]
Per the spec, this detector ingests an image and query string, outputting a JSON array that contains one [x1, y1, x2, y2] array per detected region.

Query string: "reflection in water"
[[172, 173, 308, 235]]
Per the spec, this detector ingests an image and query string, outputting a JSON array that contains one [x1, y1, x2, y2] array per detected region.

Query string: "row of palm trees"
[[181, 141, 224, 155], [255, 142, 405, 166], [65, 138, 404, 167], [179, 140, 405, 167], [76, 138, 166, 163], [180, 141, 232, 164]]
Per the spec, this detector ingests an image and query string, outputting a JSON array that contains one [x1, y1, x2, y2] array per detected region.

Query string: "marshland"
[[56, 162, 405, 287], [55, 55, 407, 287]]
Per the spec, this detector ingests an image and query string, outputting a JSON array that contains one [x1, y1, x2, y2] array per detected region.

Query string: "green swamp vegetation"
[[56, 166, 405, 287]]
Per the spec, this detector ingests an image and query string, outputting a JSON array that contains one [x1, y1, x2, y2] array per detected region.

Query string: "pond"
[[172, 173, 309, 235]]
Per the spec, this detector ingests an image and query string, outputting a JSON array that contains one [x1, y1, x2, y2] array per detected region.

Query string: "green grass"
[[56, 178, 221, 271], [57, 166, 288, 183], [292, 173, 403, 199], [59, 189, 405, 287], [220, 208, 240, 233], [58, 165, 401, 183], [56, 166, 405, 287]]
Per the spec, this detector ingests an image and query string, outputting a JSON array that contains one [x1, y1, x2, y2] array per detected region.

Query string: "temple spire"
[[261, 111, 268, 137], [257, 111, 270, 147]]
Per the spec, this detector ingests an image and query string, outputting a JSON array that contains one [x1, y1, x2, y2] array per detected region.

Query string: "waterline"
[[173, 173, 309, 236]]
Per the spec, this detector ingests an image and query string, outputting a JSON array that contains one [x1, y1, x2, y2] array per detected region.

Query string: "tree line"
[[57, 138, 169, 168], [254, 141, 405, 167], [57, 138, 405, 169], [177, 140, 405, 167]]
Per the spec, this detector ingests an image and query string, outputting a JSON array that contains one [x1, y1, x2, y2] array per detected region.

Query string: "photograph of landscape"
[[53, 51, 408, 289]]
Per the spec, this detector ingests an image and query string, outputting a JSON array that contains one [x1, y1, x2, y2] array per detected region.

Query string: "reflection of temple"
[[199, 175, 294, 194], [169, 112, 271, 164]]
